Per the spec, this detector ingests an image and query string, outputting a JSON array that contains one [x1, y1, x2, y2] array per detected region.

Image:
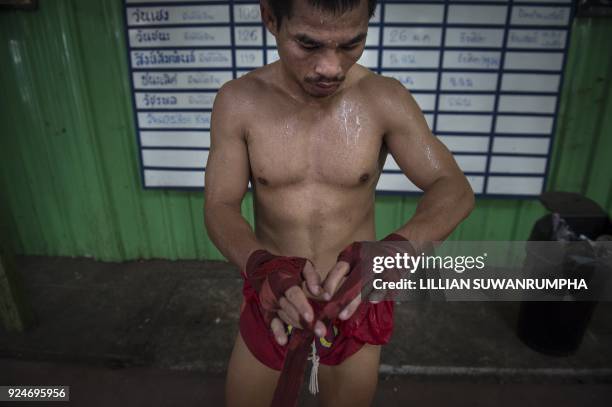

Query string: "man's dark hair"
[[266, 0, 377, 29]]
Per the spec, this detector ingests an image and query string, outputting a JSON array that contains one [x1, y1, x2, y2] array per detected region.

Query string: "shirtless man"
[[204, 0, 475, 405]]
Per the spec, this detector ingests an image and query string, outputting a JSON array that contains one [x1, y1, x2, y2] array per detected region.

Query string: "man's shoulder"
[[211, 68, 274, 138], [353, 67, 406, 98], [352, 68, 411, 117], [215, 70, 268, 109]]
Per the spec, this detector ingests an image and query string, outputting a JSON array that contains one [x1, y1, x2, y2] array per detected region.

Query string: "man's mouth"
[[311, 81, 340, 94], [315, 82, 339, 88]]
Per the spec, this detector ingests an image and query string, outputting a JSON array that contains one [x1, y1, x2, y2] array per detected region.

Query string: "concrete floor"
[[1, 256, 611, 406], [2, 358, 612, 407]]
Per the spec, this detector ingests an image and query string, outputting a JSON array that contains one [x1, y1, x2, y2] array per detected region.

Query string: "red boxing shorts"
[[239, 276, 394, 371]]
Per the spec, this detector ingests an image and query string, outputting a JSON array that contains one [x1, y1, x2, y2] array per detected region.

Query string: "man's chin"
[[305, 81, 341, 98]]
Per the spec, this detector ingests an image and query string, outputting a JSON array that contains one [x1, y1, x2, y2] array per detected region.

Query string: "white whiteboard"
[[124, 0, 573, 197]]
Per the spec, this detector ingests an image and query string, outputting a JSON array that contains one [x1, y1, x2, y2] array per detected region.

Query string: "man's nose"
[[314, 50, 343, 81]]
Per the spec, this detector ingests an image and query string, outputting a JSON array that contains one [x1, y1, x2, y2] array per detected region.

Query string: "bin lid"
[[540, 191, 608, 219]]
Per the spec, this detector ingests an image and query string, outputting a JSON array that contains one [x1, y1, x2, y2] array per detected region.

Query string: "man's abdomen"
[[253, 183, 375, 274]]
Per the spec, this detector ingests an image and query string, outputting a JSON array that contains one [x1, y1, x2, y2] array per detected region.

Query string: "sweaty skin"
[[207, 62, 469, 282], [204, 1, 474, 406], [247, 65, 385, 274]]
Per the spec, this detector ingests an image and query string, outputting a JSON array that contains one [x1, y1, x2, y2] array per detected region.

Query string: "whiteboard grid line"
[[229, 0, 236, 80], [138, 146, 550, 159], [261, 3, 267, 66], [129, 67, 563, 74], [124, 0, 148, 190], [134, 109, 556, 117], [376, 1, 386, 76], [431, 0, 449, 134], [541, 1, 576, 192], [140, 167, 547, 178], [482, 0, 513, 195]]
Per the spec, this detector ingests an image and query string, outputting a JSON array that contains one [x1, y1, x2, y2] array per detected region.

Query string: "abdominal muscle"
[[253, 182, 376, 279]]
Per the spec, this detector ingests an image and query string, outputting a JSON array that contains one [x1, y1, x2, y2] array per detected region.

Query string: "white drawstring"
[[308, 340, 319, 395]]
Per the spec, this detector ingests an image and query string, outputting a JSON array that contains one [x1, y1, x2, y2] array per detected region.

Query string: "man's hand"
[[322, 260, 363, 319], [315, 235, 412, 337], [244, 250, 327, 345], [270, 261, 328, 345], [307, 242, 364, 338]]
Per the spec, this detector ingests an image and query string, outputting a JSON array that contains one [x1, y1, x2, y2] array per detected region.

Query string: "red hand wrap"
[[245, 249, 307, 324], [382, 232, 408, 242], [337, 241, 362, 271], [271, 233, 419, 407], [336, 233, 412, 275], [379, 233, 417, 287], [271, 250, 366, 407]]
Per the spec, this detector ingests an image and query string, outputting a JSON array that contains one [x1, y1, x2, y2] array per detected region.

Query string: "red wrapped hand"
[[245, 249, 310, 324]]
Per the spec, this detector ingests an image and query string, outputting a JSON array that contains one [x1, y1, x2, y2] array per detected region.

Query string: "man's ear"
[[260, 0, 279, 37]]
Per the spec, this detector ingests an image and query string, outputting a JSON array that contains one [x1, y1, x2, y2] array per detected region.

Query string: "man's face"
[[264, 0, 370, 98]]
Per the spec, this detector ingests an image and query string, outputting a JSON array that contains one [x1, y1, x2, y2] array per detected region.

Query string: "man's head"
[[265, 0, 377, 31], [261, 0, 377, 98]]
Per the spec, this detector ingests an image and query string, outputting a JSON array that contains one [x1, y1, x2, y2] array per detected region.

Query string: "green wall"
[[0, 1, 610, 261]]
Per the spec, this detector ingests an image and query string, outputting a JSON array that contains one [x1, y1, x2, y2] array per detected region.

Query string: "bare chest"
[[246, 98, 385, 188]]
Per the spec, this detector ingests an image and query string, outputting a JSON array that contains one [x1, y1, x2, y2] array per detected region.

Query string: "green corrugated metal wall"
[[0, 1, 610, 262]]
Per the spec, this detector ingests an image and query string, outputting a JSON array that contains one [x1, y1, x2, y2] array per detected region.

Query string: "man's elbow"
[[457, 176, 475, 220], [437, 172, 475, 221], [203, 201, 215, 232]]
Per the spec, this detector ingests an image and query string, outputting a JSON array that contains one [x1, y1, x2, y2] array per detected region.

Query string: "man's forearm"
[[205, 202, 264, 272], [397, 175, 474, 244]]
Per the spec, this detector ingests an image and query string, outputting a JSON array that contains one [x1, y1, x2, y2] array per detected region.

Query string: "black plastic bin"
[[516, 192, 611, 356]]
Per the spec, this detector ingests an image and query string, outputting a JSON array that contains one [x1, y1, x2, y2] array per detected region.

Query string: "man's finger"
[[302, 261, 322, 296], [285, 286, 314, 323], [278, 309, 301, 329], [279, 296, 302, 326], [270, 318, 287, 346], [339, 293, 361, 320], [322, 261, 350, 300], [313, 320, 327, 338]]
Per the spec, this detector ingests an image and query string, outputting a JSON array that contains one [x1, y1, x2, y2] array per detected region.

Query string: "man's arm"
[[204, 81, 260, 271], [379, 78, 475, 244], [319, 78, 475, 324]]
